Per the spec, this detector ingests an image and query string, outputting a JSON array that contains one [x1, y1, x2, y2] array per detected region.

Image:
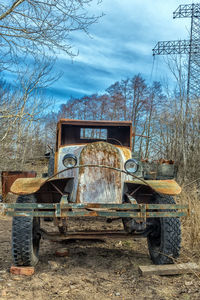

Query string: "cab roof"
[[58, 119, 132, 127]]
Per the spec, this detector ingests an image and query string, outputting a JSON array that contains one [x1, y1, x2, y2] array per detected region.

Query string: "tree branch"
[[0, 0, 25, 21]]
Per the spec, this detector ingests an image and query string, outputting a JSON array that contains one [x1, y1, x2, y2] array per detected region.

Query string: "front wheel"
[[147, 194, 181, 265], [12, 194, 41, 266]]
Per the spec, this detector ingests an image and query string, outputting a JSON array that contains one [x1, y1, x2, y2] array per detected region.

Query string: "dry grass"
[[176, 185, 200, 261]]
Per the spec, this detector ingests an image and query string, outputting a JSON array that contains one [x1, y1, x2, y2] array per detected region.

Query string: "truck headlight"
[[62, 154, 77, 168], [124, 159, 139, 174]]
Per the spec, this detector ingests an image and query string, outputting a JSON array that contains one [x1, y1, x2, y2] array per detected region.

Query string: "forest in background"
[[1, 64, 200, 183]]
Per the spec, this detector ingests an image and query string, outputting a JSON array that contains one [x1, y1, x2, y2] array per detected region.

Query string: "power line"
[[153, 3, 200, 100]]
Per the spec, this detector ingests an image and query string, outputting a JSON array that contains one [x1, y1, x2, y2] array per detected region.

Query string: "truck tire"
[[147, 194, 181, 265], [12, 195, 41, 266]]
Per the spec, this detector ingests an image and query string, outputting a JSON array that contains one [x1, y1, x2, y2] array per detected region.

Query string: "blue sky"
[[11, 0, 194, 107]]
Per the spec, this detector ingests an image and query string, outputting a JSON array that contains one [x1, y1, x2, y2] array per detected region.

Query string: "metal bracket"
[[139, 204, 147, 223], [55, 195, 69, 218], [60, 195, 69, 205], [55, 204, 61, 218]]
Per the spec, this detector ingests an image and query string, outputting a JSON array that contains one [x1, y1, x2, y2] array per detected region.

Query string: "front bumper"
[[0, 202, 189, 219]]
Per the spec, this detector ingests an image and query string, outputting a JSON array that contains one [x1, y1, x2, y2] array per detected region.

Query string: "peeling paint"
[[77, 142, 122, 203]]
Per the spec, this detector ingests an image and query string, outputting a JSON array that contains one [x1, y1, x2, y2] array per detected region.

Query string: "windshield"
[[60, 124, 131, 147]]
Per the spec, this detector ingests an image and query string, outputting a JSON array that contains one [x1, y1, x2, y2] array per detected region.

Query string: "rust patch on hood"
[[77, 142, 123, 204]]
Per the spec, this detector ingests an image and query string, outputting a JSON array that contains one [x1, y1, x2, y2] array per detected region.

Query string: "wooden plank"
[[138, 263, 199, 276]]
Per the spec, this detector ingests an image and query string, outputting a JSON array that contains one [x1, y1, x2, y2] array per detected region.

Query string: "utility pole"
[[153, 3, 200, 100]]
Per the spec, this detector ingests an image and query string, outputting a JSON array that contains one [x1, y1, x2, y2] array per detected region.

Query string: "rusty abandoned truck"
[[0, 119, 188, 267]]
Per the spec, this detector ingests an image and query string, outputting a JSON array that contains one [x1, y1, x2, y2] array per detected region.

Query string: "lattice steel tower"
[[153, 3, 200, 99]]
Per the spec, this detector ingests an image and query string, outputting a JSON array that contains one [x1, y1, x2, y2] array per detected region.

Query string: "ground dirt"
[[0, 215, 200, 300]]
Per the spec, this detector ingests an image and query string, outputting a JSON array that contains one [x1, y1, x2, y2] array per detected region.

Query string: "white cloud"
[[51, 0, 192, 103]]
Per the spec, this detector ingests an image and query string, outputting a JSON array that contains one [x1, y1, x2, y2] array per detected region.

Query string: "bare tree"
[[0, 57, 58, 170], [143, 81, 165, 158], [152, 56, 200, 181], [0, 0, 102, 65]]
